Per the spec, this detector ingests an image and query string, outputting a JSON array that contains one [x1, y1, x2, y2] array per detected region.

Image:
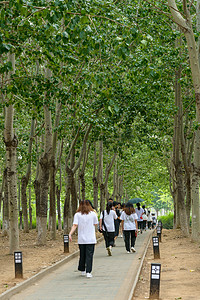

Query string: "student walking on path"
[[135, 202, 144, 233], [99, 201, 117, 256], [120, 203, 138, 253], [69, 200, 98, 278]]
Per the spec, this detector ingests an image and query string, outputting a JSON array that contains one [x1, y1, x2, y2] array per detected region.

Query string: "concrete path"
[[8, 230, 152, 300]]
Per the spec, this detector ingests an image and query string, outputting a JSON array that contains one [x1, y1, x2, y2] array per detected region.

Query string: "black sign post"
[[14, 251, 23, 278], [149, 263, 161, 299], [157, 226, 162, 242], [63, 234, 69, 253], [152, 236, 160, 259]]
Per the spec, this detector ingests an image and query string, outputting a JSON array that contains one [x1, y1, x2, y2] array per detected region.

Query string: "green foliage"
[[158, 213, 174, 229]]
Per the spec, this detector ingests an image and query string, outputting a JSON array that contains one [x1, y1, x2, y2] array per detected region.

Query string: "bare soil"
[[133, 229, 200, 300], [1, 229, 200, 300]]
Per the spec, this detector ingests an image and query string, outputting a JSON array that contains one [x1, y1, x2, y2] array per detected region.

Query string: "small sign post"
[[157, 226, 162, 242], [152, 236, 160, 259], [158, 221, 162, 231], [14, 251, 23, 278], [149, 263, 161, 299], [63, 234, 69, 253]]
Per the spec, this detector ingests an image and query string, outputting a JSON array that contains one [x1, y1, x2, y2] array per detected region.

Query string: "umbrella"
[[128, 198, 144, 204]]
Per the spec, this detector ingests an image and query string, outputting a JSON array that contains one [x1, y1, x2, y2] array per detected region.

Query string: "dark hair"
[[113, 201, 118, 207], [136, 202, 141, 210], [76, 201, 93, 214], [106, 201, 113, 214], [124, 203, 135, 215]]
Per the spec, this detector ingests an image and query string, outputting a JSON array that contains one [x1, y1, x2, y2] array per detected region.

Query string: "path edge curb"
[[0, 236, 104, 300], [127, 230, 154, 300]]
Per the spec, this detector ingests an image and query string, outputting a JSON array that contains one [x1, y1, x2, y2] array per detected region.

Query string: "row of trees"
[[0, 0, 200, 254]]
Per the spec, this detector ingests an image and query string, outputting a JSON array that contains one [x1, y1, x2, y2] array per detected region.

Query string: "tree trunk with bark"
[[168, 0, 200, 241], [4, 53, 19, 254], [2, 168, 9, 236]]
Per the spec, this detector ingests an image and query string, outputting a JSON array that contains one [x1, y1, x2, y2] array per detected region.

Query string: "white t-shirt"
[[100, 210, 117, 232], [120, 211, 138, 230], [135, 207, 144, 222], [73, 211, 98, 244]]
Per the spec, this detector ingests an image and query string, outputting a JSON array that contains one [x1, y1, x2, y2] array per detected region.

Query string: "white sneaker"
[[131, 247, 136, 252], [81, 271, 86, 276], [127, 251, 130, 253], [107, 246, 112, 256], [86, 273, 93, 278]]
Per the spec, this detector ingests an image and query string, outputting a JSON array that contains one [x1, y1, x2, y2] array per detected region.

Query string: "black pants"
[[143, 220, 147, 230], [148, 221, 152, 229], [78, 244, 95, 273], [114, 219, 120, 237], [138, 221, 143, 230], [124, 230, 136, 252], [103, 231, 115, 248]]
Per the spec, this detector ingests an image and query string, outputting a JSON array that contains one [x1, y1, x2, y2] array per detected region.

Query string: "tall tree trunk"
[[49, 100, 62, 239], [4, 53, 19, 253], [2, 168, 9, 236], [29, 183, 32, 230], [56, 184, 62, 231], [173, 66, 189, 236], [63, 169, 73, 234], [168, 0, 200, 241], [21, 118, 35, 233], [93, 143, 98, 210], [37, 103, 52, 245]]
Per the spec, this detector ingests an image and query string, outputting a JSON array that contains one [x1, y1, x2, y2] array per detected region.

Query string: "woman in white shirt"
[[120, 203, 138, 253], [135, 202, 144, 233], [99, 201, 117, 256], [69, 200, 98, 278]]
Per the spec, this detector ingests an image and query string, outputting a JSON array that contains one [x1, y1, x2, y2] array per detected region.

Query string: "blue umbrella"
[[128, 198, 144, 204]]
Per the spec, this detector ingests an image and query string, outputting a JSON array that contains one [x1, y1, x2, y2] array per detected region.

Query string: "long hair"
[[106, 201, 113, 214], [136, 202, 141, 210], [76, 200, 93, 214], [124, 205, 135, 216]]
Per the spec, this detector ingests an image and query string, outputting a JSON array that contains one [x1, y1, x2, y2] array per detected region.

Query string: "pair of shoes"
[[107, 246, 112, 256], [127, 251, 131, 253], [131, 247, 136, 253], [81, 271, 86, 276], [86, 273, 92, 278], [120, 235, 123, 238]]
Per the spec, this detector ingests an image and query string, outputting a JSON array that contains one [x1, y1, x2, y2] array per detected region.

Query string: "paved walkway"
[[8, 230, 152, 300]]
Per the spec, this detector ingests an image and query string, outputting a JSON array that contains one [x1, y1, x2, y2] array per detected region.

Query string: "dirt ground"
[[0, 229, 200, 299], [133, 228, 200, 300]]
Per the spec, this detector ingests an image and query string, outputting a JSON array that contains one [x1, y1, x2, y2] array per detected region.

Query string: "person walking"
[[120, 203, 138, 253], [147, 210, 152, 229], [99, 201, 117, 256], [69, 200, 98, 278], [135, 202, 144, 233]]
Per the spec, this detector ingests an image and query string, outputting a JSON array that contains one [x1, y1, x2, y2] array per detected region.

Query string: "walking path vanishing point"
[[4, 230, 153, 300]]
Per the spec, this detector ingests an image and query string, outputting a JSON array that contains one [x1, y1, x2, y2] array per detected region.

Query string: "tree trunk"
[[37, 154, 50, 245], [4, 53, 19, 254], [21, 118, 35, 233], [21, 176, 29, 233], [63, 170, 73, 234], [56, 185, 62, 231], [93, 143, 98, 210], [2, 168, 9, 236], [168, 0, 200, 241]]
